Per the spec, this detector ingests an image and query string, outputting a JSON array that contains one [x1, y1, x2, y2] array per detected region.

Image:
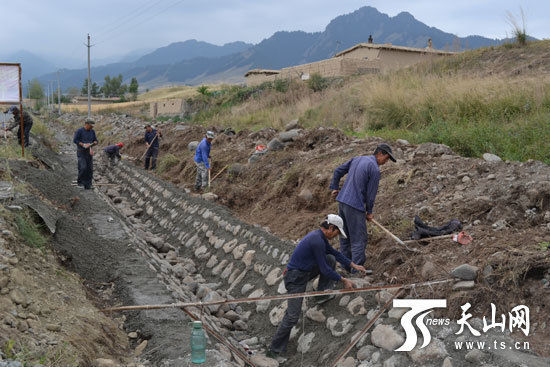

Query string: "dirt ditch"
[[3, 115, 548, 367]]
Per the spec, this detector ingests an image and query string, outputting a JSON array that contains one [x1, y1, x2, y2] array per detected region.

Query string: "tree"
[[81, 78, 101, 97], [52, 90, 71, 104], [129, 77, 139, 100], [81, 78, 89, 96], [102, 75, 111, 97], [91, 82, 100, 97], [102, 74, 127, 98], [28, 79, 44, 99]]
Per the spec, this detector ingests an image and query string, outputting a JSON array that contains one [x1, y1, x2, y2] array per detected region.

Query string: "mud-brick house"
[[245, 42, 453, 86], [149, 98, 188, 119], [243, 69, 281, 86]]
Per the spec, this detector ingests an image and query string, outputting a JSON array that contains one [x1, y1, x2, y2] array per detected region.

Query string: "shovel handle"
[[370, 218, 406, 246], [210, 165, 228, 183], [403, 234, 454, 244], [141, 134, 159, 160]]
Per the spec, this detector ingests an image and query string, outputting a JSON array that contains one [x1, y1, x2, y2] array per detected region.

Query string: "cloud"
[[2, 0, 548, 64]]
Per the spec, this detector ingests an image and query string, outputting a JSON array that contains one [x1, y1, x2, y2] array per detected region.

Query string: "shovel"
[[370, 219, 419, 253], [210, 165, 228, 183], [404, 231, 473, 245], [140, 133, 159, 161]]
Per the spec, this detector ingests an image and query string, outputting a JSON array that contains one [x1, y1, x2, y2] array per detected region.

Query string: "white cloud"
[[2, 0, 548, 63]]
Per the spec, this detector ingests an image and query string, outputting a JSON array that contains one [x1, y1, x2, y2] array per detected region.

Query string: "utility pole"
[[57, 71, 61, 114], [47, 84, 50, 109], [50, 81, 54, 110], [86, 33, 92, 119]]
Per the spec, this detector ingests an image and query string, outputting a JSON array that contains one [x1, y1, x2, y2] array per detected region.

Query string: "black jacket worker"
[[4, 105, 33, 147], [73, 120, 98, 189]]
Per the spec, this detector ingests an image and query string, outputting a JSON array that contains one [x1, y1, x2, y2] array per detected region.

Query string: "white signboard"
[[0, 64, 20, 103]]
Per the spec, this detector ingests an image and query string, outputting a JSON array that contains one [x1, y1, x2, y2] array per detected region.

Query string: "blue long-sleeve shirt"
[[73, 127, 98, 152], [103, 145, 121, 158], [329, 155, 380, 213], [286, 229, 352, 281], [194, 138, 211, 168], [144, 129, 160, 148]]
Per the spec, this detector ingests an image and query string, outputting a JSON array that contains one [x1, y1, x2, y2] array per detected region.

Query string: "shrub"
[[197, 85, 211, 96], [15, 211, 47, 249], [507, 9, 527, 46], [307, 73, 328, 92], [274, 79, 289, 93]]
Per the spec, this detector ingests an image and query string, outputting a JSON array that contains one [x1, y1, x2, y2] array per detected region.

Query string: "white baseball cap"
[[206, 130, 215, 139], [326, 214, 347, 239]]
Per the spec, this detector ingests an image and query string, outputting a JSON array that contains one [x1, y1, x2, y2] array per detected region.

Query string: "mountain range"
[[28, 6, 512, 91]]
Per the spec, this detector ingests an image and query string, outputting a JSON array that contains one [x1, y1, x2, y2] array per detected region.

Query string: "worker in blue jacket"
[[144, 124, 162, 170], [194, 130, 215, 191], [268, 214, 367, 362], [330, 143, 396, 271], [73, 120, 98, 189]]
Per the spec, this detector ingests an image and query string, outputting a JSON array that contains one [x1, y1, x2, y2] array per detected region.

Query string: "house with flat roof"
[[245, 42, 454, 86]]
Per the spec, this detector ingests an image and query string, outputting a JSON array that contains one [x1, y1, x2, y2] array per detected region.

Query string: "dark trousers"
[[16, 122, 33, 147], [338, 202, 367, 269], [105, 152, 118, 166], [270, 255, 335, 354], [144, 147, 158, 170], [77, 151, 93, 189]]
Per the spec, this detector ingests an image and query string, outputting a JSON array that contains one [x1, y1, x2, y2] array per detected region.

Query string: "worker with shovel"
[[267, 214, 367, 363], [3, 105, 33, 147], [73, 120, 98, 189], [193, 130, 214, 192], [329, 143, 396, 272], [144, 124, 162, 170]]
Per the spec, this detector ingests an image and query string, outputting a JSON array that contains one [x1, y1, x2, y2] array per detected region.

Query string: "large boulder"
[[483, 153, 502, 162], [451, 264, 479, 280], [414, 143, 453, 157], [278, 129, 301, 142], [371, 324, 404, 351], [285, 119, 299, 131], [267, 138, 285, 151], [188, 141, 199, 152]]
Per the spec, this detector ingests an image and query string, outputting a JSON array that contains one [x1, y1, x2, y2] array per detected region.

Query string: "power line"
[[94, 0, 166, 41], [94, 0, 186, 46], [63, 0, 163, 62]]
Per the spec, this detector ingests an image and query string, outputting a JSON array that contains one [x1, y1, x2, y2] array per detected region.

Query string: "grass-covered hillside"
[[104, 40, 550, 163], [185, 41, 550, 163]]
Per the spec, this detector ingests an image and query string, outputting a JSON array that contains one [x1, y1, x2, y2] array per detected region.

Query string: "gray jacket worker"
[[267, 214, 367, 362], [4, 105, 33, 147], [329, 143, 395, 270]]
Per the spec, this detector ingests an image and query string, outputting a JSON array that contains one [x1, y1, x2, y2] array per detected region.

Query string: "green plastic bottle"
[[191, 321, 206, 363]]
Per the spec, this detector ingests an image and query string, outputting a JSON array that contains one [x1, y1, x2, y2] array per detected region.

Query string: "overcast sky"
[[2, 0, 548, 64]]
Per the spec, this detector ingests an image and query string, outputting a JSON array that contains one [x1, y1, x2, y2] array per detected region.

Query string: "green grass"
[[0, 140, 24, 159], [362, 111, 549, 163], [156, 153, 180, 174], [15, 211, 48, 249]]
